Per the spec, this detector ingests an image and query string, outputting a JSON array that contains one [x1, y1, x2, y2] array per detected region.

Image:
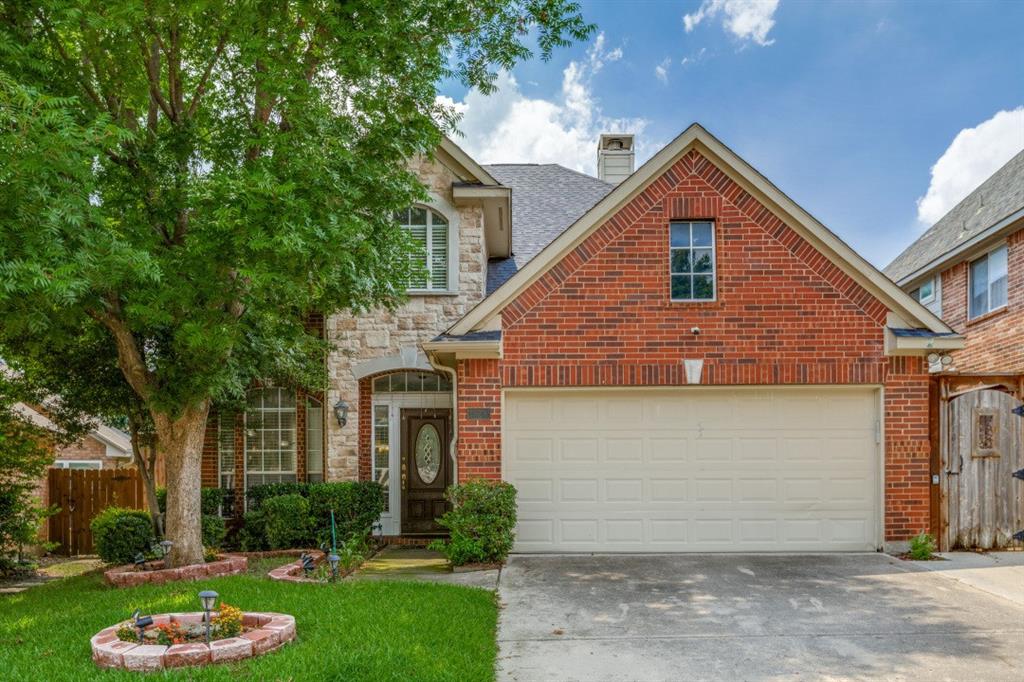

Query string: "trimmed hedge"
[[262, 494, 311, 549], [90, 507, 154, 565], [429, 480, 517, 566], [155, 487, 224, 516], [239, 481, 385, 549]]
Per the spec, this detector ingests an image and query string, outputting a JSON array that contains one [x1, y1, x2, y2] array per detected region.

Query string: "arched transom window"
[[396, 206, 449, 291]]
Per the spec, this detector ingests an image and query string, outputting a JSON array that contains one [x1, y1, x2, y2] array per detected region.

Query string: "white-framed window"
[[244, 387, 297, 493], [53, 460, 102, 470], [911, 277, 935, 304], [217, 414, 236, 516], [372, 371, 452, 393], [969, 244, 1008, 319], [397, 206, 449, 292], [670, 221, 716, 301], [305, 396, 324, 483], [372, 404, 390, 511]]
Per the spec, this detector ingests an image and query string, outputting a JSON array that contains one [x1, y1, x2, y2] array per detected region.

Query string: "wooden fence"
[[47, 467, 146, 556]]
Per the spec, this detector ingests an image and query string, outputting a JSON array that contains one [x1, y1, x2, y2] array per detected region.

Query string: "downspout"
[[427, 352, 459, 482]]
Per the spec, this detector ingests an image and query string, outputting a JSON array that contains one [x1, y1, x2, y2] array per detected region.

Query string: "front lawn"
[[0, 568, 498, 681]]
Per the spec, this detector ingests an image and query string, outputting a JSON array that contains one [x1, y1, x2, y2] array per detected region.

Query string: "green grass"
[[0, 568, 498, 681]]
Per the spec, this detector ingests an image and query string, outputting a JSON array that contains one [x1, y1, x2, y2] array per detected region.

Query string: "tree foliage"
[[0, 0, 592, 563]]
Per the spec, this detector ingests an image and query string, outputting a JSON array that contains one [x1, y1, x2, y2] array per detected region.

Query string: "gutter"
[[427, 352, 459, 483]]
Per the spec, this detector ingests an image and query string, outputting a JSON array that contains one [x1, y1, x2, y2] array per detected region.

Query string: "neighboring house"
[[885, 150, 1024, 550], [13, 401, 133, 472], [202, 124, 958, 553]]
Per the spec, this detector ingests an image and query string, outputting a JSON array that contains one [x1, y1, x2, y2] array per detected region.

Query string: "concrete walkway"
[[353, 546, 500, 589], [497, 553, 1024, 681], [916, 551, 1024, 607]]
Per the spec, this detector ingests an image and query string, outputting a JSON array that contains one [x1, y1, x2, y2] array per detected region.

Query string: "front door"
[[401, 409, 452, 534], [945, 389, 1024, 549]]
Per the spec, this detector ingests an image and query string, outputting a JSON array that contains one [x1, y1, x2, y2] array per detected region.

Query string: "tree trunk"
[[154, 402, 210, 567]]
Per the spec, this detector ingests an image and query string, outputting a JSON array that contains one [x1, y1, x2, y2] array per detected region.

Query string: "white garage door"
[[504, 387, 880, 552]]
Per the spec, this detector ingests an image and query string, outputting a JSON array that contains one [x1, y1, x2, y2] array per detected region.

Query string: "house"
[[13, 401, 133, 472], [202, 124, 960, 553], [884, 149, 1024, 550]]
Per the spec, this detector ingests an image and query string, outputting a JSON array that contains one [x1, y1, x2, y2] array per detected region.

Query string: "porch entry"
[[942, 386, 1024, 550], [369, 371, 453, 536]]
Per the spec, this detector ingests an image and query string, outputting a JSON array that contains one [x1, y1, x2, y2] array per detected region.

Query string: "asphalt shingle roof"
[[884, 149, 1024, 282], [482, 164, 615, 294]]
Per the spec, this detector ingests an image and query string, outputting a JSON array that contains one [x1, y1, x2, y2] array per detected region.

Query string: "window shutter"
[[408, 224, 428, 289], [430, 220, 448, 290]]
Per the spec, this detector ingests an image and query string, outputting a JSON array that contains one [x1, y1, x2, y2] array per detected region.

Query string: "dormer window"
[[397, 206, 450, 292]]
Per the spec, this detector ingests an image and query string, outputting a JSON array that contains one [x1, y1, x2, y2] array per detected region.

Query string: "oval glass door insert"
[[415, 423, 441, 484]]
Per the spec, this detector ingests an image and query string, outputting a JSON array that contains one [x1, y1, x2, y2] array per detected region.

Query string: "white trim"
[[439, 137, 500, 186], [420, 339, 502, 359], [448, 124, 952, 336], [53, 459, 103, 470]]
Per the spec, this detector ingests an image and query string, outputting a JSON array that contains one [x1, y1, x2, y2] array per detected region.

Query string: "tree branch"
[[140, 39, 175, 121], [187, 32, 227, 118], [86, 298, 155, 401]]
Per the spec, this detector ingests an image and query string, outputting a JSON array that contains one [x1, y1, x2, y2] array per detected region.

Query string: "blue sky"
[[437, 0, 1024, 268]]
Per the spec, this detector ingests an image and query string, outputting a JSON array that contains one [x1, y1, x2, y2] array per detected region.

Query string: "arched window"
[[395, 206, 449, 291]]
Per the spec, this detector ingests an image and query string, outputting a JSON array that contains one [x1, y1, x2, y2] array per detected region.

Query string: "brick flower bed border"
[[267, 551, 326, 583], [91, 611, 296, 671], [104, 555, 247, 588]]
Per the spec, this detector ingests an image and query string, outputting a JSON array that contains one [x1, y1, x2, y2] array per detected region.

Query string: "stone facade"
[[324, 155, 487, 481]]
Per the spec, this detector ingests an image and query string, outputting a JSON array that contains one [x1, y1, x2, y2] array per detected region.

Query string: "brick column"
[[883, 355, 931, 544], [456, 359, 502, 481]]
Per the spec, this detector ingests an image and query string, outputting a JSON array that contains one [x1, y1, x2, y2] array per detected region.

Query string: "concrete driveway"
[[497, 553, 1024, 681]]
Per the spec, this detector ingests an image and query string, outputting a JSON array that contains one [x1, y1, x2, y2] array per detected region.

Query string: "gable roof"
[[482, 164, 615, 294], [448, 123, 953, 337], [884, 149, 1024, 284], [11, 401, 131, 457]]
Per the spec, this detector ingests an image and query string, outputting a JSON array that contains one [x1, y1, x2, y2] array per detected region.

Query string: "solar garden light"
[[198, 590, 218, 644], [159, 540, 173, 561], [300, 552, 315, 577], [328, 553, 340, 582], [131, 609, 153, 643], [133, 552, 147, 571]]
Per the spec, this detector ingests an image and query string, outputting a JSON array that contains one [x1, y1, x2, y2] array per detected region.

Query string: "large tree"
[[0, 1, 592, 565]]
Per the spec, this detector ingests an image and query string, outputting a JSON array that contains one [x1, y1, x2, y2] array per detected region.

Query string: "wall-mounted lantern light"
[[333, 399, 350, 428]]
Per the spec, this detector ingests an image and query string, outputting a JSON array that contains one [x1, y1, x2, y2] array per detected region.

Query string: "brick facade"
[[938, 225, 1024, 373], [456, 148, 932, 543]]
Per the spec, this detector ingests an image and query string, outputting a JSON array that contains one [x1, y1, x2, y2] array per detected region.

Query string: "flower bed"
[[91, 611, 296, 671], [104, 554, 247, 588], [267, 551, 327, 583]]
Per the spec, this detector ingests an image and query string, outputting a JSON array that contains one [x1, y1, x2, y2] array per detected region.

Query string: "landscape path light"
[[199, 590, 218, 644]]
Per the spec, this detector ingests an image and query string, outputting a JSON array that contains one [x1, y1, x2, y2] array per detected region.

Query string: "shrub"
[[908, 532, 937, 560], [201, 515, 227, 550], [308, 481, 385, 545], [429, 480, 517, 566], [237, 511, 268, 551], [156, 487, 225, 516], [262, 494, 311, 549], [246, 482, 309, 511], [91, 507, 154, 565]]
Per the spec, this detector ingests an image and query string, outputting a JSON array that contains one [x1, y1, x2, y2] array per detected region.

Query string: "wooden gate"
[[47, 468, 146, 556], [943, 389, 1024, 549]]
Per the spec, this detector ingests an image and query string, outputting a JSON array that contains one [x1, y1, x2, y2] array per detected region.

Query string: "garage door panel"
[[505, 388, 880, 552]]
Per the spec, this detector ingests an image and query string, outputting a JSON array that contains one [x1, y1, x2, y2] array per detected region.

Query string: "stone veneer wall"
[[324, 155, 487, 481]]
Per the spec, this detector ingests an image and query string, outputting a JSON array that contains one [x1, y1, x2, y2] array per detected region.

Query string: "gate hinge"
[[1014, 530, 1024, 543], [1013, 468, 1024, 481], [1013, 405, 1024, 417]]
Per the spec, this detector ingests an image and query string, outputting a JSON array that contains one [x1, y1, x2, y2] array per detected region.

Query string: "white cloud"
[[681, 47, 708, 67], [916, 107, 1024, 225], [437, 33, 651, 175], [654, 58, 671, 84], [684, 0, 779, 47]]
